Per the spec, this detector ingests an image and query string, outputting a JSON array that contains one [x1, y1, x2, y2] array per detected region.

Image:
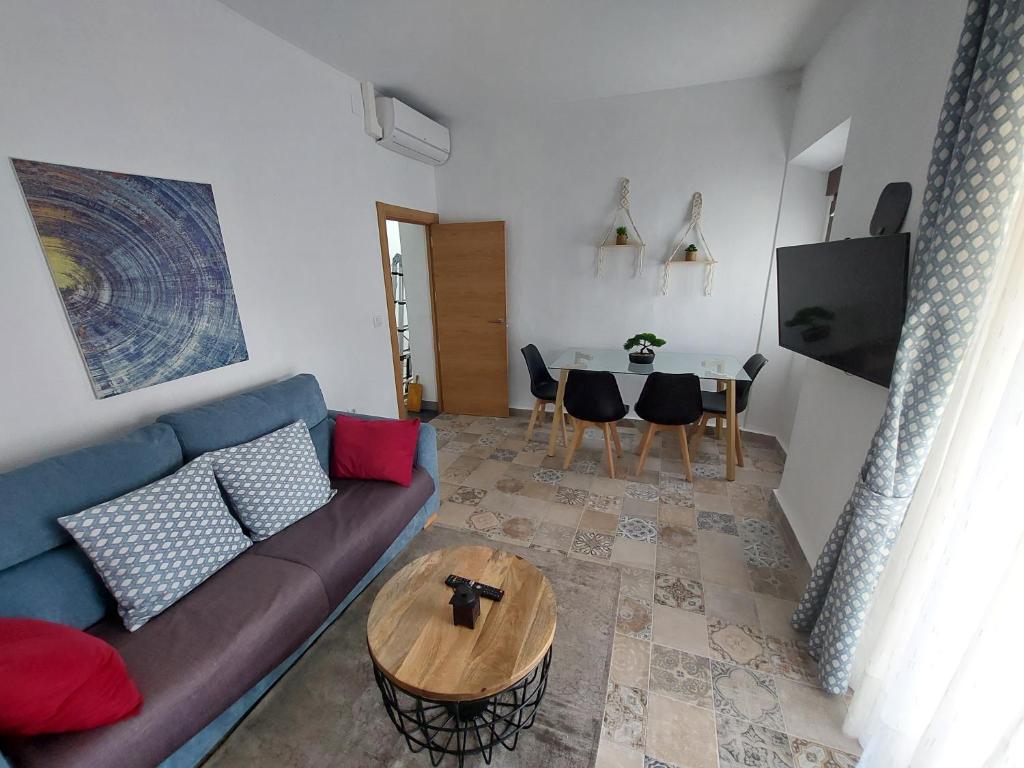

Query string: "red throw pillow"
[[0, 618, 143, 736], [331, 414, 419, 486]]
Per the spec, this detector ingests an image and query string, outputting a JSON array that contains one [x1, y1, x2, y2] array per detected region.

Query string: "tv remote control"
[[445, 574, 504, 602]]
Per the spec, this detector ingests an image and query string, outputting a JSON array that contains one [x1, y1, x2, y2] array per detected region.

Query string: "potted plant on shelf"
[[623, 332, 666, 364], [684, 243, 699, 261], [615, 226, 629, 245]]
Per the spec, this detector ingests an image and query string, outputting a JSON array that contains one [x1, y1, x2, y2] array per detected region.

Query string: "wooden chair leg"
[[562, 418, 586, 471], [601, 423, 617, 478], [715, 381, 725, 439], [610, 422, 623, 457], [677, 425, 694, 482], [560, 407, 570, 446], [635, 423, 659, 477], [690, 414, 708, 454], [736, 427, 745, 468], [525, 398, 542, 441]]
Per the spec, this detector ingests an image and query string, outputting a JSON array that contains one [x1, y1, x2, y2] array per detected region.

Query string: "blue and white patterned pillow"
[[209, 420, 335, 541], [59, 456, 252, 631]]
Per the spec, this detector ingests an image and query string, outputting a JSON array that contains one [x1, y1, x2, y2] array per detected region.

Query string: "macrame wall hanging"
[[661, 192, 716, 296], [596, 178, 646, 277]]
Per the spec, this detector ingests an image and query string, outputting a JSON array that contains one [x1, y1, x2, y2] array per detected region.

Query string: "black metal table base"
[[372, 648, 552, 767]]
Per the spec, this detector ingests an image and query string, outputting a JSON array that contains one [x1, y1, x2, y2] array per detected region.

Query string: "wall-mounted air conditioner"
[[374, 96, 450, 166]]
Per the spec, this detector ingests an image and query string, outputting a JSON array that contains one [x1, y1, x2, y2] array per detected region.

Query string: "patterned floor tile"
[[749, 566, 802, 601], [603, 682, 647, 751], [570, 456, 601, 475], [650, 645, 713, 709], [625, 482, 660, 502], [588, 493, 624, 514], [744, 542, 793, 570], [617, 515, 659, 542], [476, 433, 502, 446], [619, 567, 655, 601], [488, 447, 519, 462], [766, 638, 819, 687], [712, 661, 785, 730], [658, 477, 695, 508], [717, 715, 794, 768], [572, 530, 614, 559], [690, 463, 722, 480], [554, 485, 589, 506], [532, 467, 566, 485], [610, 633, 651, 690], [655, 546, 702, 580], [466, 509, 505, 534], [616, 597, 653, 640], [708, 618, 770, 670], [654, 573, 704, 613], [643, 757, 680, 768], [448, 486, 487, 506], [789, 738, 858, 768], [697, 510, 739, 535], [487, 514, 538, 545], [494, 476, 524, 495]]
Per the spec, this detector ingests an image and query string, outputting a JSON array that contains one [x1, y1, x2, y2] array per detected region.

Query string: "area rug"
[[203, 526, 619, 767]]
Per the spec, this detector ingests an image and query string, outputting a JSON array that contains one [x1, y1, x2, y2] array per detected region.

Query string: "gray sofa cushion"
[[209, 420, 334, 541], [58, 457, 251, 631], [0, 553, 330, 768]]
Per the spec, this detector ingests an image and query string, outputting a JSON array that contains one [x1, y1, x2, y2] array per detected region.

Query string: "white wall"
[[0, 0, 437, 471], [435, 74, 797, 412], [775, 0, 968, 559], [396, 222, 438, 404]]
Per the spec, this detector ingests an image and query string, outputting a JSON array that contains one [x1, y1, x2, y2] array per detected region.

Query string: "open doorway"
[[376, 203, 441, 421]]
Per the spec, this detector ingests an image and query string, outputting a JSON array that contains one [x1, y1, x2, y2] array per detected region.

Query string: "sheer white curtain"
[[845, 195, 1024, 767]]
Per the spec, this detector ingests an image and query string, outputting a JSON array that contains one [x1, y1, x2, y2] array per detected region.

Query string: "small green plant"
[[623, 332, 666, 355], [685, 243, 698, 252], [616, 226, 628, 237]]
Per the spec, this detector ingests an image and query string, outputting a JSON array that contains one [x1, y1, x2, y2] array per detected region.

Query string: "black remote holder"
[[445, 574, 504, 602]]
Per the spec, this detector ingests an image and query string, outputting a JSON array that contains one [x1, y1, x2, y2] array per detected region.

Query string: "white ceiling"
[[218, 0, 862, 122]]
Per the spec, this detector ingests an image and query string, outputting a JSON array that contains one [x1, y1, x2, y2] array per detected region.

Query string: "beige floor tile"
[[755, 593, 803, 643], [513, 451, 545, 467], [594, 738, 644, 768], [559, 471, 595, 491], [645, 693, 718, 768], [545, 502, 583, 528], [621, 497, 659, 519], [693, 477, 729, 496], [434, 501, 473, 529], [530, 521, 576, 553], [619, 567, 655, 601], [518, 480, 557, 501], [656, 546, 702, 581], [511, 494, 549, 519], [699, 532, 752, 591], [480, 490, 518, 513], [462, 459, 511, 490], [652, 604, 709, 656], [610, 633, 651, 690], [659, 505, 696, 529], [592, 476, 630, 497], [580, 509, 619, 534], [704, 582, 759, 625], [611, 538, 657, 569], [777, 679, 861, 754]]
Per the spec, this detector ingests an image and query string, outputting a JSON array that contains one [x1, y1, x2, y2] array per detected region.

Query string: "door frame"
[[375, 202, 441, 420]]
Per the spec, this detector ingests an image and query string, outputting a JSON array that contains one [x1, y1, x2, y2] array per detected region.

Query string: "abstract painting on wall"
[[13, 159, 248, 398]]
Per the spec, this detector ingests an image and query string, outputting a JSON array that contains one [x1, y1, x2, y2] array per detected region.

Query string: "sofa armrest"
[[326, 411, 440, 513]]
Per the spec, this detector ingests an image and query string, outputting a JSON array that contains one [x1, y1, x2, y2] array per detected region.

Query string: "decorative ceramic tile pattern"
[[712, 661, 785, 731], [650, 645, 712, 709], [603, 682, 647, 750], [616, 597, 653, 640], [554, 486, 589, 506], [626, 482, 660, 502], [617, 515, 659, 543], [697, 510, 739, 535], [426, 412, 857, 762], [654, 574, 704, 613], [532, 468, 566, 485], [789, 738, 858, 768], [717, 715, 794, 768], [572, 530, 614, 559]]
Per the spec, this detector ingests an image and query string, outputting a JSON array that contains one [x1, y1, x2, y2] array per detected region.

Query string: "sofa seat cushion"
[[251, 467, 435, 606], [1, 553, 329, 768]]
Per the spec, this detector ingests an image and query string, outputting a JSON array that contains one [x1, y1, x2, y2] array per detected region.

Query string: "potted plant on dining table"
[[623, 332, 666, 364]]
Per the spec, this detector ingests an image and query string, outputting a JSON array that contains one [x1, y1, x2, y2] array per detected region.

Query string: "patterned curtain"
[[792, 0, 1024, 695]]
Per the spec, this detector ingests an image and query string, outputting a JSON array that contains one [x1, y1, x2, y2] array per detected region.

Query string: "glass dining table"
[[545, 348, 751, 481]]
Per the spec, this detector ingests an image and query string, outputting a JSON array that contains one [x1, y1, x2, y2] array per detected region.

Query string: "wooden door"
[[429, 221, 508, 416]]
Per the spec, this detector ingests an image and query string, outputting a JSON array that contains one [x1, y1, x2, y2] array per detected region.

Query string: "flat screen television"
[[776, 233, 910, 387]]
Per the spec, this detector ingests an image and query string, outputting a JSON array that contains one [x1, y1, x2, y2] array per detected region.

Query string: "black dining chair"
[[520, 344, 568, 444], [561, 370, 629, 478], [693, 353, 768, 466], [633, 373, 703, 481]]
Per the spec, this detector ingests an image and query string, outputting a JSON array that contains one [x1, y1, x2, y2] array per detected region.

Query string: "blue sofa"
[[0, 374, 439, 768]]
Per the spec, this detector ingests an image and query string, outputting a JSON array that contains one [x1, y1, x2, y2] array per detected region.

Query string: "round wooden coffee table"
[[367, 546, 556, 766]]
